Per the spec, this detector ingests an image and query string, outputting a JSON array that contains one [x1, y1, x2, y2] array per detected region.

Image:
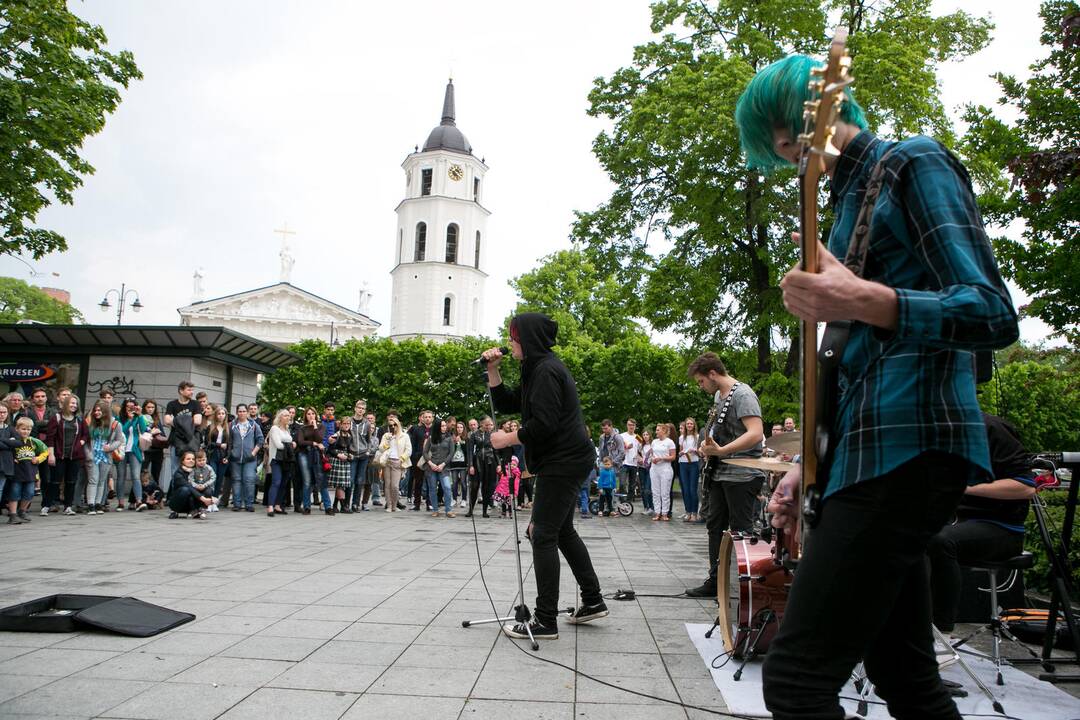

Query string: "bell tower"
[[389, 79, 489, 341]]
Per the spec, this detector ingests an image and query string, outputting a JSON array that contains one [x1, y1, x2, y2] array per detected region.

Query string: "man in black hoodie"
[[484, 312, 607, 640]]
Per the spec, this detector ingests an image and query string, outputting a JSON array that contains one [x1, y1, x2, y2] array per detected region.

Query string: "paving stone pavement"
[[0, 507, 724, 719], [3, 506, 1075, 718]]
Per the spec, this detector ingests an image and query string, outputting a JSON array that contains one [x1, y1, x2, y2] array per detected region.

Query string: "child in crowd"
[[493, 456, 521, 518], [192, 450, 218, 511], [168, 450, 212, 519], [7, 417, 47, 524], [598, 456, 617, 518], [141, 472, 163, 510]]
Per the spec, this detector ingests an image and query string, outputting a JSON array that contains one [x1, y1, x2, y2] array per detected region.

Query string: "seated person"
[[191, 450, 218, 510], [168, 450, 213, 519], [141, 474, 163, 509], [928, 412, 1036, 632]]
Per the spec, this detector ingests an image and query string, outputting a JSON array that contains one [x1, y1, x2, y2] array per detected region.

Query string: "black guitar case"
[[0, 594, 195, 636]]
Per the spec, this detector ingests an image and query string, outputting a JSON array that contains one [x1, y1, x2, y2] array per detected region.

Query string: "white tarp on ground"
[[686, 622, 1080, 719]]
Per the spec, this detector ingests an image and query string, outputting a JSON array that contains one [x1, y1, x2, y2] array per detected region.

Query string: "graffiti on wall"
[[88, 376, 137, 397]]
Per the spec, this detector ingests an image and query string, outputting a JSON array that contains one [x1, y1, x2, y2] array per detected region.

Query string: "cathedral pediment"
[[178, 283, 379, 328]]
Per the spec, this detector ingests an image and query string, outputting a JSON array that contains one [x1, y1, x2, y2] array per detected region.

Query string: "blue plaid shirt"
[[823, 131, 1019, 498]]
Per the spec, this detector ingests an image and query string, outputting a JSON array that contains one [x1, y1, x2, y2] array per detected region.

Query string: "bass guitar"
[[790, 29, 854, 560]]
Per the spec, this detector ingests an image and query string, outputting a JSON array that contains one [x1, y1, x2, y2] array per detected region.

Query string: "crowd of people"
[[1, 380, 802, 524]]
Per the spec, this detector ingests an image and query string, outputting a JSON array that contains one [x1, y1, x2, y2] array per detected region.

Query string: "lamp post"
[[98, 283, 143, 326], [11, 256, 60, 278]]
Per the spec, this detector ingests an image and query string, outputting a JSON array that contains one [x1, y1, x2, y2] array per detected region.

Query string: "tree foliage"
[[573, 0, 992, 372], [508, 248, 644, 347], [977, 360, 1080, 454], [0, 0, 142, 259], [960, 1, 1080, 344], [0, 276, 83, 323]]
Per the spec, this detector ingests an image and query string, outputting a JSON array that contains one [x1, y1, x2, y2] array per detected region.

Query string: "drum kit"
[[705, 431, 799, 679]]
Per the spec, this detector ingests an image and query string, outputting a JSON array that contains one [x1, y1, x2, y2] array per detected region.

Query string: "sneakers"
[[7, 514, 22, 524], [459, 499, 467, 508], [17, 511, 31, 522], [168, 512, 179, 519], [40, 507, 49, 517], [208, 504, 219, 513], [503, 618, 558, 640], [136, 503, 147, 512], [685, 581, 718, 598], [64, 507, 76, 516], [447, 512, 456, 518], [565, 602, 608, 625]]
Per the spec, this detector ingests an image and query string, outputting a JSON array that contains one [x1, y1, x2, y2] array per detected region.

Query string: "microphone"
[[473, 347, 510, 365]]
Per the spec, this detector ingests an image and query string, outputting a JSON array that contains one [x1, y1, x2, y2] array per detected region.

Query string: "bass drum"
[[717, 531, 790, 658]]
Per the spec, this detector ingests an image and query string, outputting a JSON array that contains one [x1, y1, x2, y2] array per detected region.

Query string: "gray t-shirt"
[[709, 383, 764, 483]]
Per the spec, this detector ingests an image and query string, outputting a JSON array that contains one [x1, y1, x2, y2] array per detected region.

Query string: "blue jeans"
[[118, 453, 143, 503], [268, 460, 286, 507], [679, 461, 700, 514], [580, 469, 595, 514], [427, 469, 452, 512], [639, 466, 653, 510], [211, 456, 228, 496], [231, 460, 257, 509], [297, 452, 314, 509], [350, 456, 369, 506]]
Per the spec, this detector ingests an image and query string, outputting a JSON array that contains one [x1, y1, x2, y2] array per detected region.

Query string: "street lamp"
[[11, 256, 60, 278], [98, 283, 143, 326]]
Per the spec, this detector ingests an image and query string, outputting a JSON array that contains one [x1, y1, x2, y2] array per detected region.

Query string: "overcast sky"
[[1, 0, 1054, 345]]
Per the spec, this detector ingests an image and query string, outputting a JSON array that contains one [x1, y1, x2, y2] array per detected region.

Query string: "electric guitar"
[[699, 403, 721, 484], [792, 29, 854, 558]]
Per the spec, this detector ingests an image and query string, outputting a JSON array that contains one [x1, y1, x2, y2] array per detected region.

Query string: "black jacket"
[[490, 313, 594, 477]]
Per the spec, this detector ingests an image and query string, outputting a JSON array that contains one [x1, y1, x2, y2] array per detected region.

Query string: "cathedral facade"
[[389, 80, 488, 341]]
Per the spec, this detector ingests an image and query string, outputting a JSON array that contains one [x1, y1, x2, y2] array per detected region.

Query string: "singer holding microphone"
[[483, 312, 608, 640]]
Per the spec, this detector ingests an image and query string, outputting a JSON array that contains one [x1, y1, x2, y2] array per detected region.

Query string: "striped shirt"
[[823, 131, 1019, 498]]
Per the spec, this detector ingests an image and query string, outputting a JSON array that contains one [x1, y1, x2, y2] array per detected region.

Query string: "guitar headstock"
[[798, 28, 853, 184]]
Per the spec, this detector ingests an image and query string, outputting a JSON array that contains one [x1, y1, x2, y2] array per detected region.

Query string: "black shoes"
[[565, 602, 609, 625], [503, 618, 558, 640], [684, 581, 718, 598]]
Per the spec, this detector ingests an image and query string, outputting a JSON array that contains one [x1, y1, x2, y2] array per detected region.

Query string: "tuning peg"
[[797, 132, 813, 145], [804, 99, 820, 112]]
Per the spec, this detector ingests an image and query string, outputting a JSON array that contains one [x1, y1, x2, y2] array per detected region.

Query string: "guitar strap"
[[814, 147, 897, 472]]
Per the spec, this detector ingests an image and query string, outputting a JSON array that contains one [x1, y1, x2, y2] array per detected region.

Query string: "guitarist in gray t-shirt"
[[684, 352, 766, 598]]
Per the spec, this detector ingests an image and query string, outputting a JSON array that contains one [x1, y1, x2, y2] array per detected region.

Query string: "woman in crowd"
[[379, 414, 410, 513], [46, 394, 87, 515], [423, 418, 455, 518], [296, 407, 329, 515], [168, 449, 211, 519], [86, 400, 123, 515], [639, 428, 653, 514], [327, 415, 354, 513], [650, 423, 677, 521], [117, 398, 149, 511], [679, 417, 701, 522], [509, 419, 531, 510], [449, 421, 468, 509], [206, 405, 230, 504], [141, 399, 167, 485], [265, 409, 294, 516]]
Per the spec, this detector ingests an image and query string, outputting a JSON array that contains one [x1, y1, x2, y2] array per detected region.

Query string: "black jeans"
[[927, 519, 1025, 632], [467, 462, 496, 514], [705, 475, 764, 585], [530, 472, 603, 627], [761, 452, 968, 720]]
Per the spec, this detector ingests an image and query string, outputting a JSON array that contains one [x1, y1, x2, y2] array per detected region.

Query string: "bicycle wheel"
[[588, 499, 600, 515], [617, 502, 634, 517]]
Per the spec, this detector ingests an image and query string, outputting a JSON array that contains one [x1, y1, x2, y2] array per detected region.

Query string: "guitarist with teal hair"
[[740, 50, 1019, 719]]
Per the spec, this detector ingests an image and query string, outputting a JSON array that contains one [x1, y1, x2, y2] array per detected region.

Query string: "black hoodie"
[[490, 313, 594, 477]]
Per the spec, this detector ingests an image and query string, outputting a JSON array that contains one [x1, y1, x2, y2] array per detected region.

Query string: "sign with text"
[[0, 363, 56, 383]]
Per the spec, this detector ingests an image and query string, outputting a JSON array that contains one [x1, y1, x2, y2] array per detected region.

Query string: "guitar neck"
[[799, 172, 820, 499]]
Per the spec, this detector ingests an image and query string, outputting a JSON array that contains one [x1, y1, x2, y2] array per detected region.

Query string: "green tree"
[[977, 361, 1080, 453], [573, 0, 991, 372], [0, 276, 83, 323], [0, 0, 141, 259], [508, 248, 643, 347], [961, 1, 1079, 344]]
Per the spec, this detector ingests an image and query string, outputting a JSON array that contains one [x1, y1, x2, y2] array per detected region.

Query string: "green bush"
[[978, 361, 1080, 454]]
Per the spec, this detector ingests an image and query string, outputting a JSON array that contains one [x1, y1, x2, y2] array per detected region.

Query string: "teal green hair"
[[734, 54, 868, 174]]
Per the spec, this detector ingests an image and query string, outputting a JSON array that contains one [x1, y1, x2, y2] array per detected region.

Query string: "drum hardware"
[[732, 608, 779, 681]]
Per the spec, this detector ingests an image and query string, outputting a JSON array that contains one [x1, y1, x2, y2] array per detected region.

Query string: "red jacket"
[[46, 413, 89, 461]]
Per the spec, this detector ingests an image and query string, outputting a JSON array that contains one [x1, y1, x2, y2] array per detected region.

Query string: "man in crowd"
[[348, 399, 374, 511], [737, 53, 1019, 718], [783, 417, 797, 432], [320, 402, 337, 449], [23, 388, 54, 504], [598, 419, 625, 472], [685, 352, 765, 598], [228, 403, 263, 512], [364, 411, 383, 507], [407, 410, 433, 511], [164, 381, 203, 494], [618, 419, 641, 504]]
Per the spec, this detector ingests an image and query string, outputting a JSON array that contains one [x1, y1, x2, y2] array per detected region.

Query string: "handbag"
[[138, 432, 153, 452]]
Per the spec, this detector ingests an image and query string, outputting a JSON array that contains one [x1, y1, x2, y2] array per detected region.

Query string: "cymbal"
[[723, 457, 796, 473], [765, 431, 801, 454]]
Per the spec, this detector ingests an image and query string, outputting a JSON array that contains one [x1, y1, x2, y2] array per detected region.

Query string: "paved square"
[[3, 508, 1074, 718]]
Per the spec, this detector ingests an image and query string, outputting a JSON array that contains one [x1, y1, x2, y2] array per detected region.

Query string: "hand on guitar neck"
[[781, 234, 898, 331]]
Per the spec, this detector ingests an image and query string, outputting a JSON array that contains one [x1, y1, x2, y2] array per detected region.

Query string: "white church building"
[[389, 79, 488, 341]]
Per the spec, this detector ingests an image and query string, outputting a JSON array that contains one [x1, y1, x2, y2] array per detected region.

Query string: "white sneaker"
[[136, 503, 146, 512], [40, 507, 49, 517], [64, 507, 75, 516], [209, 504, 219, 512], [459, 499, 467, 508]]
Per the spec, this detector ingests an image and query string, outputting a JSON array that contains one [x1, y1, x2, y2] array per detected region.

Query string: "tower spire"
[[441, 78, 456, 126]]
